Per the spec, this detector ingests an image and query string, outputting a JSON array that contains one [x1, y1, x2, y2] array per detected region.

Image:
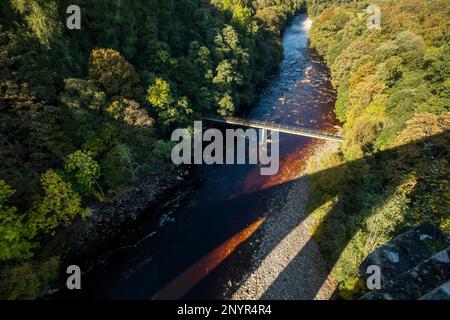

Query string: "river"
[[62, 13, 339, 300]]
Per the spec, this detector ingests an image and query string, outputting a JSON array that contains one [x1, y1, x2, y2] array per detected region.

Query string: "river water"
[[65, 13, 338, 300]]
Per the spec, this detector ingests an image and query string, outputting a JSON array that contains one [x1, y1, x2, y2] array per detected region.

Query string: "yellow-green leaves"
[[147, 78, 193, 126], [0, 180, 35, 260], [65, 150, 100, 191], [31, 170, 83, 234], [147, 78, 174, 109]]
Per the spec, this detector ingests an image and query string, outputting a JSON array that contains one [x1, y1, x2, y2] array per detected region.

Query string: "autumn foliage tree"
[[88, 48, 144, 99]]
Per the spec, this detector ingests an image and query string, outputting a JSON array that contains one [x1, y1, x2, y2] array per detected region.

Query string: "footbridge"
[[203, 116, 344, 143]]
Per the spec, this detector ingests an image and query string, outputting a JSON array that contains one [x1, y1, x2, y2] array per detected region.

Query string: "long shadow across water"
[[177, 131, 449, 300]]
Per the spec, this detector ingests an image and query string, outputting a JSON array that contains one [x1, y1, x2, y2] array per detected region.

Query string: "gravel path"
[[231, 141, 339, 300]]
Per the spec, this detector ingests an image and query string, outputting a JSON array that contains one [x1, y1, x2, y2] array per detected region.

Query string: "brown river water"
[[59, 13, 339, 300]]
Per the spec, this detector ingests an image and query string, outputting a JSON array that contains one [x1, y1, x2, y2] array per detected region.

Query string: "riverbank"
[[230, 140, 340, 300], [44, 167, 196, 297]]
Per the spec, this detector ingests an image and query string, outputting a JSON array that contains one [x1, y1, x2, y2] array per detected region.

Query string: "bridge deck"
[[203, 116, 344, 143]]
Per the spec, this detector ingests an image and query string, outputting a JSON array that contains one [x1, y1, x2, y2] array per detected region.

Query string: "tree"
[[0, 180, 35, 260], [139, 40, 175, 81], [395, 113, 450, 234], [183, 42, 213, 98], [343, 116, 381, 159], [217, 92, 235, 116], [231, 4, 253, 32], [146, 78, 174, 109], [307, 1, 450, 299], [374, 41, 399, 63], [106, 99, 155, 128], [60, 78, 107, 112], [213, 59, 237, 86], [10, 0, 62, 46], [375, 56, 403, 87], [65, 150, 102, 195], [0, 27, 67, 209], [147, 78, 193, 126], [424, 44, 450, 93], [394, 31, 425, 67], [30, 170, 84, 234], [0, 256, 59, 300], [88, 48, 143, 99], [102, 144, 139, 190], [0, 263, 40, 300], [0, 0, 307, 299], [396, 112, 450, 150]]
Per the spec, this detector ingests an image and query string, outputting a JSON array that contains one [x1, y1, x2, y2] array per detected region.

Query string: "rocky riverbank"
[[231, 140, 340, 300], [67, 168, 193, 258], [43, 166, 195, 296]]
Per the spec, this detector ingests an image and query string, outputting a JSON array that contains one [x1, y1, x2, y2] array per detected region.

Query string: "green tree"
[[0, 0, 307, 299], [213, 59, 238, 86], [30, 170, 84, 234], [146, 78, 174, 109], [424, 44, 450, 94], [0, 256, 59, 300], [217, 92, 235, 116], [375, 56, 403, 87], [152, 140, 176, 162], [147, 78, 193, 126], [394, 31, 425, 68], [102, 144, 139, 190], [65, 150, 102, 195], [10, 0, 62, 46], [0, 180, 35, 260]]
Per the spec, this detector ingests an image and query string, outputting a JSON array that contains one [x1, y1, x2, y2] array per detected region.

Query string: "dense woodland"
[[307, 0, 449, 298], [0, 0, 304, 299]]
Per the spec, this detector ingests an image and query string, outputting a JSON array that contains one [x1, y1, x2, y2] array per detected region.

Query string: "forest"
[[0, 0, 304, 299], [307, 0, 449, 298]]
